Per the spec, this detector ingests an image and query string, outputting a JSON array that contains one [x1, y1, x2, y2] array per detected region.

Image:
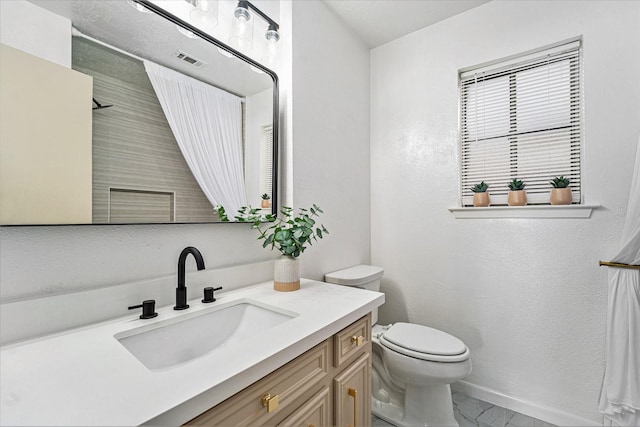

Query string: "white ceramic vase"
[[274, 255, 300, 292]]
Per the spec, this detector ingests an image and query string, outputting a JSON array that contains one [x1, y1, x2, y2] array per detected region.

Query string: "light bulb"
[[190, 0, 218, 29], [229, 3, 253, 51], [260, 25, 279, 68]]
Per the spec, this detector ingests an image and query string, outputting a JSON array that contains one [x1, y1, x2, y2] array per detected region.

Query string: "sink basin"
[[115, 299, 297, 371]]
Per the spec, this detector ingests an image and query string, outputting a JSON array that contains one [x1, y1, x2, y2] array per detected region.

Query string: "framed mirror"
[[0, 0, 278, 225]]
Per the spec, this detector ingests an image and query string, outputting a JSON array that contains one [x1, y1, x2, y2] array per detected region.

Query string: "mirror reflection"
[[0, 0, 277, 225]]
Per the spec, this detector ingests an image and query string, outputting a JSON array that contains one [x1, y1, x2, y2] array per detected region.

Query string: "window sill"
[[448, 205, 599, 219]]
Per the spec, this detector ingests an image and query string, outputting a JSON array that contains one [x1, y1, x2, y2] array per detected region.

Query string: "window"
[[459, 39, 582, 206], [260, 124, 273, 198]]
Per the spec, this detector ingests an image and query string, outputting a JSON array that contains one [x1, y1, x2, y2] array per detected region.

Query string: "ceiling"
[[29, 0, 273, 97], [323, 0, 492, 48]]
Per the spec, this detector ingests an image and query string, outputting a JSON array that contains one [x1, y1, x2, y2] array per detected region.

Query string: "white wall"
[[371, 1, 640, 425], [291, 1, 371, 280]]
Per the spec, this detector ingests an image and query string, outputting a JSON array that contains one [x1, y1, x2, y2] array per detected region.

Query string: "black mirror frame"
[[1, 0, 279, 227], [136, 0, 279, 222]]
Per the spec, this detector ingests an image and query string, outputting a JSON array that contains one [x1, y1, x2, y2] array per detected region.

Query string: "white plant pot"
[[274, 255, 300, 292]]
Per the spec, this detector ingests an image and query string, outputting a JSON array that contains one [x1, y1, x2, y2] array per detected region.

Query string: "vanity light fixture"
[[229, 1, 280, 65]]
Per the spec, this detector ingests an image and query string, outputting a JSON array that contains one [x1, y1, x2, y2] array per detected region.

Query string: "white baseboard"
[[452, 381, 602, 427]]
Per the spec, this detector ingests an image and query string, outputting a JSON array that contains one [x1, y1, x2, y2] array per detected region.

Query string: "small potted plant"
[[260, 193, 271, 208], [550, 176, 572, 205], [261, 193, 271, 208], [471, 181, 490, 207], [250, 204, 328, 292], [507, 178, 527, 206]]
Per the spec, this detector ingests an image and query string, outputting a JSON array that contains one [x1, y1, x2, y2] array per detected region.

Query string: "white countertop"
[[0, 279, 384, 426]]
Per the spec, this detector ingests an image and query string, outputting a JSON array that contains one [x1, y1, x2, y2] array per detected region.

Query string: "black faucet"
[[175, 246, 205, 310]]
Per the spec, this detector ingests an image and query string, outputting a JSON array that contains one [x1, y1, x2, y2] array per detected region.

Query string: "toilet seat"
[[379, 323, 470, 363]]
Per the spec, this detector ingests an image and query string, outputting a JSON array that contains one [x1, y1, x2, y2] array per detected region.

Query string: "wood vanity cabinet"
[[185, 314, 372, 427]]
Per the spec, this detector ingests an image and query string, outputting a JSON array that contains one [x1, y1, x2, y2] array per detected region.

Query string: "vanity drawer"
[[333, 314, 371, 367], [185, 340, 329, 426]]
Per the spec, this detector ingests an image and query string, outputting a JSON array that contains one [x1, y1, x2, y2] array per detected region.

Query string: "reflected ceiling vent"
[[174, 50, 207, 67]]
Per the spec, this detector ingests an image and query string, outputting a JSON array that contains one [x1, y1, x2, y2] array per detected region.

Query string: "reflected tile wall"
[[372, 391, 557, 427]]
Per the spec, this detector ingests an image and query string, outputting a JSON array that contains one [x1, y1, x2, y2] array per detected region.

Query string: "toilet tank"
[[324, 265, 384, 324]]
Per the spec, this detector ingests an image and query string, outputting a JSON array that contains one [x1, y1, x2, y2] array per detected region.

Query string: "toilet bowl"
[[325, 265, 472, 427]]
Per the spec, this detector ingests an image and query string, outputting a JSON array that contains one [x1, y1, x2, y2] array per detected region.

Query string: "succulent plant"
[[507, 178, 526, 191], [261, 193, 270, 200], [471, 181, 489, 193], [550, 176, 570, 188]]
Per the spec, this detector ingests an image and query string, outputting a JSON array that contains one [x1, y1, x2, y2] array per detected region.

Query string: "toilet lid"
[[380, 323, 468, 361]]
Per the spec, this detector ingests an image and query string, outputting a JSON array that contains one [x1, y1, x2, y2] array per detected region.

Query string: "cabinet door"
[[185, 341, 329, 426], [278, 387, 330, 427], [333, 353, 371, 427]]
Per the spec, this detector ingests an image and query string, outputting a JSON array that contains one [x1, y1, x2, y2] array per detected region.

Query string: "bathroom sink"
[[115, 299, 297, 370]]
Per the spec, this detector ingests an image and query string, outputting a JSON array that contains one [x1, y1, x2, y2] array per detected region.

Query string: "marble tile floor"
[[372, 391, 557, 427]]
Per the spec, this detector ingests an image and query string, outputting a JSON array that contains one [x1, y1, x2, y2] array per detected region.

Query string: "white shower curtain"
[[598, 135, 640, 426], [144, 61, 247, 216]]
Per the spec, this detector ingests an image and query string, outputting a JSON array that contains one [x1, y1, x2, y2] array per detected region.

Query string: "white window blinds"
[[459, 40, 582, 206], [260, 125, 273, 198]]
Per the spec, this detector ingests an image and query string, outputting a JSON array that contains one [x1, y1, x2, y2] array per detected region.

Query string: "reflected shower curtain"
[[144, 61, 246, 216], [598, 135, 640, 426]]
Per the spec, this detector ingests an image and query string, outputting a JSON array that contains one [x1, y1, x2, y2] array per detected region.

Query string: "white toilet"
[[325, 265, 471, 427]]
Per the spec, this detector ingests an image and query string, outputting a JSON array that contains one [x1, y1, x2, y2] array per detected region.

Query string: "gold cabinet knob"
[[351, 335, 364, 346], [261, 393, 279, 413]]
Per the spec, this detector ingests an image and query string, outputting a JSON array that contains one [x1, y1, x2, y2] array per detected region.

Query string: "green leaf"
[[236, 203, 329, 257]]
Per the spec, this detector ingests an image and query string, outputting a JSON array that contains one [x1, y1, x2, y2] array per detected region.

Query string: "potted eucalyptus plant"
[[471, 181, 490, 207], [550, 176, 572, 205], [250, 204, 329, 292], [507, 178, 527, 206]]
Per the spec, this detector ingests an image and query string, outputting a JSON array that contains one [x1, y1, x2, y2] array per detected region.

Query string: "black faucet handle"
[[202, 286, 223, 303], [128, 300, 158, 319]]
